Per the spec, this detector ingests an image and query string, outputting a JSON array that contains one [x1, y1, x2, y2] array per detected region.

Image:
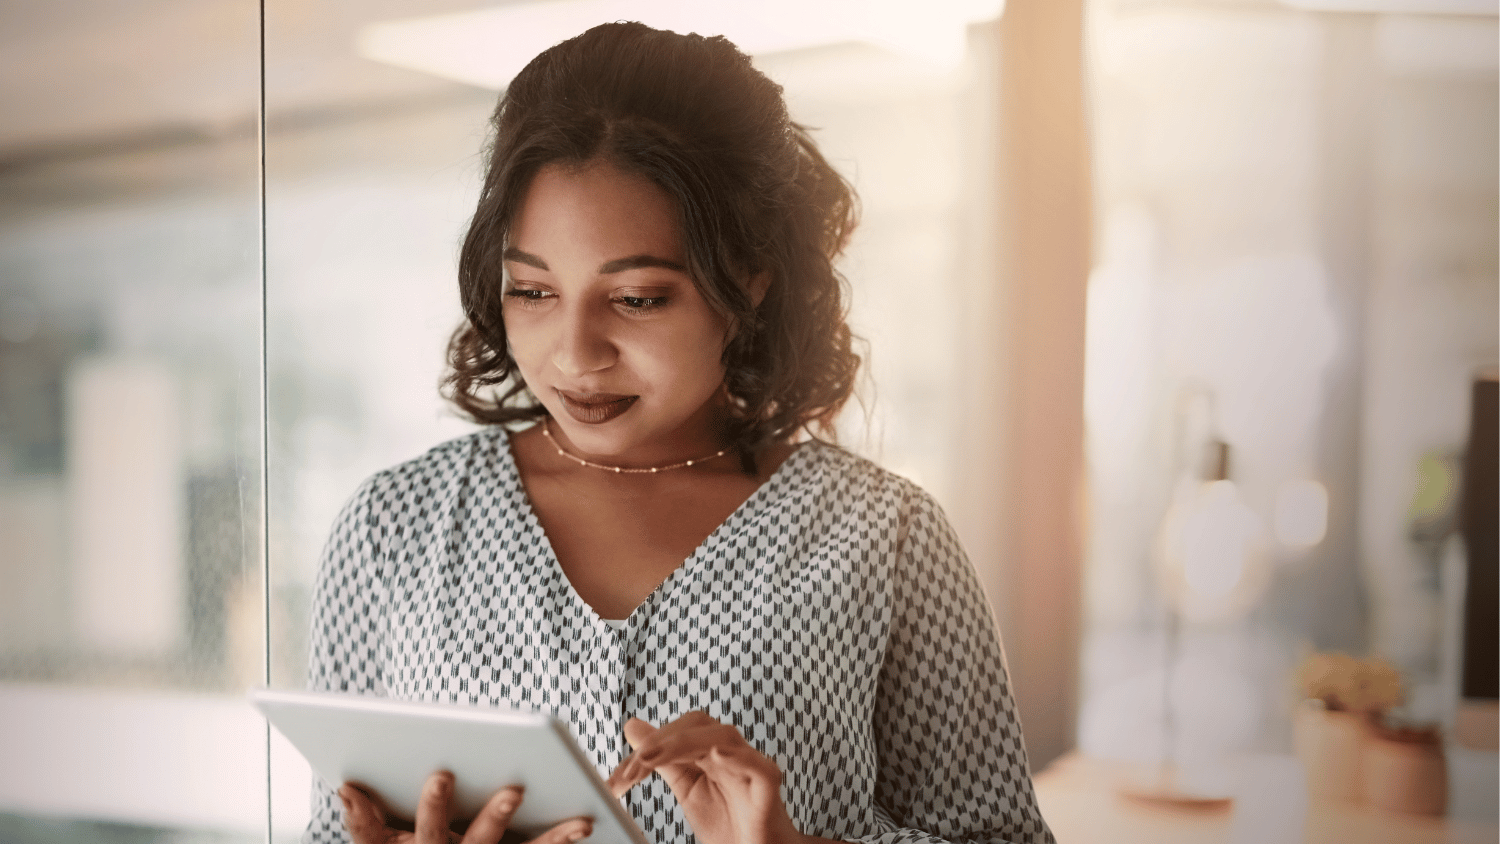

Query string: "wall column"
[[956, 0, 1092, 771]]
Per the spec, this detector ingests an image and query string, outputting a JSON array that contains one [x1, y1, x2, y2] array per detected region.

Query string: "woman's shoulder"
[[775, 442, 964, 572], [790, 440, 939, 518], [347, 426, 516, 508]]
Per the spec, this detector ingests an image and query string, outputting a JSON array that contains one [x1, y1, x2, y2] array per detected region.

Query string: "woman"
[[306, 21, 1053, 844]]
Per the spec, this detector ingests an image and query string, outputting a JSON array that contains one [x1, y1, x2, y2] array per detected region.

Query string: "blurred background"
[[0, 0, 1493, 841]]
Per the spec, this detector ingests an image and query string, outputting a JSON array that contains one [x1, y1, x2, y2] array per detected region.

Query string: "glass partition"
[[0, 3, 265, 841]]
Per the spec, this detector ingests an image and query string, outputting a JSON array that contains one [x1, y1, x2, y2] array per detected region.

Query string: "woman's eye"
[[504, 288, 551, 304], [617, 296, 668, 312]]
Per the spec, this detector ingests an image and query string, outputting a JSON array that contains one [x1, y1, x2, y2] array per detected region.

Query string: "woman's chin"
[[548, 417, 638, 461]]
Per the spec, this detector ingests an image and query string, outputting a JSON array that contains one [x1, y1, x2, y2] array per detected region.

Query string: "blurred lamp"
[[1273, 479, 1329, 548], [1126, 439, 1269, 809], [1157, 441, 1269, 622]]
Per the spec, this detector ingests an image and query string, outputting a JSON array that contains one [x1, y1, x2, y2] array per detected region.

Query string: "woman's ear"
[[748, 271, 771, 309]]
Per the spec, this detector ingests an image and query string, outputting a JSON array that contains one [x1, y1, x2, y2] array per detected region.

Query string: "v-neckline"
[[498, 431, 815, 631]]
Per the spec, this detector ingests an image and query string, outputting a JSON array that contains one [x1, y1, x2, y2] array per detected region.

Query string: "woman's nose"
[[551, 303, 616, 378]]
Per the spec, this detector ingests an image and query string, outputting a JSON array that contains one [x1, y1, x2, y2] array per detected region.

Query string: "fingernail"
[[569, 831, 587, 842]]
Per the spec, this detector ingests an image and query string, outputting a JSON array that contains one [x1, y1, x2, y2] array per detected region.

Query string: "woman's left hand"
[[606, 712, 811, 844]]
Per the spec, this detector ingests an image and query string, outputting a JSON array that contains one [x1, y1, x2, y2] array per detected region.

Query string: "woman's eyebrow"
[[503, 247, 688, 275], [502, 247, 548, 270], [598, 255, 689, 274]]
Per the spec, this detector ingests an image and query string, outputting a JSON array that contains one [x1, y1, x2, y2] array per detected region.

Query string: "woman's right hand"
[[339, 771, 593, 844]]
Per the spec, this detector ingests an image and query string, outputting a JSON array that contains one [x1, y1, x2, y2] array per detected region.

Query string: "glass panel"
[[1079, 0, 1498, 786], [0, 2, 265, 841], [262, 4, 1002, 839], [262, 6, 497, 837]]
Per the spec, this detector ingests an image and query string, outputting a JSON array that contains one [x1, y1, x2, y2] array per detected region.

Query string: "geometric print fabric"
[[303, 428, 1054, 844]]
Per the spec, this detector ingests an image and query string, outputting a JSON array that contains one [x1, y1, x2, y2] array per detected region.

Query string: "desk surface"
[[1033, 753, 1498, 844]]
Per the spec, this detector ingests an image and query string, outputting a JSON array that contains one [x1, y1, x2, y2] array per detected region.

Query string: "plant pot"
[[1362, 727, 1447, 816], [1294, 702, 1367, 802]]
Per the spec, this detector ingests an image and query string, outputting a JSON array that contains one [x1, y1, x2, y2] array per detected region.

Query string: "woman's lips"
[[556, 390, 638, 424]]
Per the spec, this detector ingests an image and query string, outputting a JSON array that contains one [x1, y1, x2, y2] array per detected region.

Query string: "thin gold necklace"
[[540, 417, 731, 474]]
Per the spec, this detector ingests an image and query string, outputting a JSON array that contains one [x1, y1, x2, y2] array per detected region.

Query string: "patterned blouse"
[[303, 427, 1053, 844]]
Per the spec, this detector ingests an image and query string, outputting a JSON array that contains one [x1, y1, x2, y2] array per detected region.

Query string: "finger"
[[526, 816, 593, 844], [414, 770, 455, 844], [340, 783, 392, 844], [460, 785, 524, 844], [625, 711, 723, 754], [608, 718, 659, 797], [617, 712, 724, 774], [622, 716, 657, 750], [695, 743, 782, 803], [613, 714, 735, 786], [631, 721, 745, 771], [613, 719, 749, 796]]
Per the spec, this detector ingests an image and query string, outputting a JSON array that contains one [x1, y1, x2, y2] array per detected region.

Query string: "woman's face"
[[502, 159, 735, 465]]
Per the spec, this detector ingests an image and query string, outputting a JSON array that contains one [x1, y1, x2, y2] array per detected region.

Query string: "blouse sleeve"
[[855, 489, 1054, 844], [301, 478, 389, 844]]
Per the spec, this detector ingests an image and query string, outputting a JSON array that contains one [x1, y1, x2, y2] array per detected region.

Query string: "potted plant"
[[1292, 651, 1404, 802], [1361, 720, 1447, 815]]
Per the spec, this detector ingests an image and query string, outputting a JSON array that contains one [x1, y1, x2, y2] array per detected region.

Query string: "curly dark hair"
[[444, 21, 861, 455]]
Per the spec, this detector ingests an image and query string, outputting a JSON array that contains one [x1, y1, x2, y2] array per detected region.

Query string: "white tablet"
[[251, 688, 649, 844]]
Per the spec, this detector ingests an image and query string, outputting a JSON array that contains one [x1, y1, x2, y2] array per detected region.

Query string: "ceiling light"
[[1280, 0, 1496, 14], [357, 0, 1005, 90]]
